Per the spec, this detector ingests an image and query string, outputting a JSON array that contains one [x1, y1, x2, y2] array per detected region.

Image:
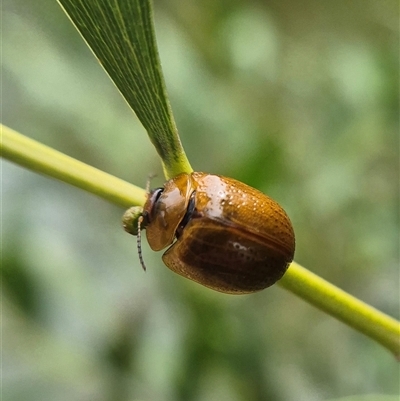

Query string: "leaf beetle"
[[125, 172, 295, 294]]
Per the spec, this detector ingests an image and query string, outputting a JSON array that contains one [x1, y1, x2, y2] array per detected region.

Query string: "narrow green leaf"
[[57, 0, 192, 178]]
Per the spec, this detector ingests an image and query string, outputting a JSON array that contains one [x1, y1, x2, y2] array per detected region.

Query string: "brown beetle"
[[136, 172, 295, 294]]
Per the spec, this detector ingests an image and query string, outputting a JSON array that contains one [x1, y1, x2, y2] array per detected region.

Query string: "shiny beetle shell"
[[141, 172, 295, 294]]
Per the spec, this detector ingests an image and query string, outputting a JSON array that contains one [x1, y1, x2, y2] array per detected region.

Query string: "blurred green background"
[[3, 0, 399, 400]]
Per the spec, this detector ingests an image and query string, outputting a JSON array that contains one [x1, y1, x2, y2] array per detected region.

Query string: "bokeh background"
[[3, 0, 399, 400]]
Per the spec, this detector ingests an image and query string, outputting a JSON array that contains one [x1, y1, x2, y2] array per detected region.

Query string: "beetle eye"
[[150, 187, 163, 202], [176, 191, 196, 238], [145, 187, 163, 223]]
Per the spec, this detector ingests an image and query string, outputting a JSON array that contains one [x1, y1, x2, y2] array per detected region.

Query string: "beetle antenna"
[[146, 173, 157, 193], [137, 216, 147, 271]]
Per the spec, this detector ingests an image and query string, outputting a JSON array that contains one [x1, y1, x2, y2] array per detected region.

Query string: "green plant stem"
[[2, 124, 399, 358], [279, 262, 400, 359], [1, 125, 146, 208]]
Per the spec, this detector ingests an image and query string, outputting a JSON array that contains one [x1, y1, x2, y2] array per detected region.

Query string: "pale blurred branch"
[[1, 125, 146, 208]]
